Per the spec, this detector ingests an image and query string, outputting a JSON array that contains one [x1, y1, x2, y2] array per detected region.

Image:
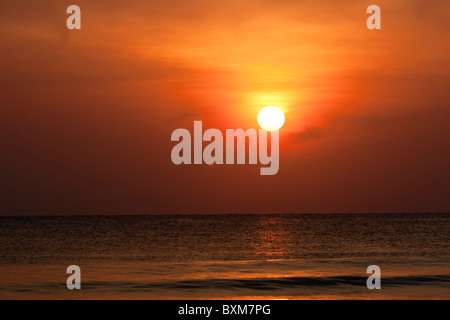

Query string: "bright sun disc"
[[257, 106, 285, 131]]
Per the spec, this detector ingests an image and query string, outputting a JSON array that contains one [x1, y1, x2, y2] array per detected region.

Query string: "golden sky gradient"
[[1, 0, 449, 214]]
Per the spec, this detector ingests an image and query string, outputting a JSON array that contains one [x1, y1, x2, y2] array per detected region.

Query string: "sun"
[[257, 106, 285, 131]]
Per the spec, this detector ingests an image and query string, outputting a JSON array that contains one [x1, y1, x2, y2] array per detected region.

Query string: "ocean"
[[0, 213, 449, 299]]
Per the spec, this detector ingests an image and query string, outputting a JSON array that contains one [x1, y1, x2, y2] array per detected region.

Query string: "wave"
[[8, 274, 450, 293]]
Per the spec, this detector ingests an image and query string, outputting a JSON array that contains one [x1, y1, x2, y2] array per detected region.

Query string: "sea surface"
[[0, 213, 449, 299]]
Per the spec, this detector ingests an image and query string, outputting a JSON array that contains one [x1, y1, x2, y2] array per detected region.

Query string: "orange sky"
[[1, 0, 449, 214]]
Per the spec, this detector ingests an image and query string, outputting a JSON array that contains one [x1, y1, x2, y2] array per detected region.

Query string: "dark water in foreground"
[[0, 213, 449, 299]]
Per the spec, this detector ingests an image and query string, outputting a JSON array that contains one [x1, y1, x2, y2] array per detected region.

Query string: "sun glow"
[[257, 106, 285, 131]]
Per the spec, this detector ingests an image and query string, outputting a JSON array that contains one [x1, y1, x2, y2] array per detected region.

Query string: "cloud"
[[289, 127, 326, 144]]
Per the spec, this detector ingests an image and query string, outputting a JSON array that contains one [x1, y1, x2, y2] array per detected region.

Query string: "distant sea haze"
[[0, 213, 449, 299]]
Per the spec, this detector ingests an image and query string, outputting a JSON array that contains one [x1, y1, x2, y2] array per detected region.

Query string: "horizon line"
[[0, 212, 449, 218]]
